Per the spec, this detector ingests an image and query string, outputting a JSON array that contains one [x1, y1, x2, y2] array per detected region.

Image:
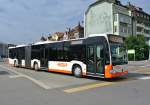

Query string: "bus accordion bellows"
[[8, 34, 128, 78]]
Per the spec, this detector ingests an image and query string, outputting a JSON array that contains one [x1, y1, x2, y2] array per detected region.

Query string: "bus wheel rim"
[[35, 64, 38, 70], [74, 67, 81, 76]]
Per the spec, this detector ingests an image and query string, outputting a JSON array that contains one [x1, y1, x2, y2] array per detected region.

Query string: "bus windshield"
[[110, 43, 128, 65]]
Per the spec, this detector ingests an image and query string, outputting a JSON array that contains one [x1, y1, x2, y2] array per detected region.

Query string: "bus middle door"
[[40, 47, 48, 68]]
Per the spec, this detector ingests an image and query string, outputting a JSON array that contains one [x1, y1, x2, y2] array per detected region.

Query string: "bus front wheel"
[[73, 65, 82, 78], [34, 63, 39, 71]]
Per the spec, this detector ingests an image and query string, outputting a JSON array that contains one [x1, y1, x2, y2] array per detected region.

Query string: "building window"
[[114, 14, 117, 21], [114, 26, 117, 32], [144, 29, 150, 34], [137, 26, 143, 32], [128, 26, 131, 34], [120, 22, 128, 33]]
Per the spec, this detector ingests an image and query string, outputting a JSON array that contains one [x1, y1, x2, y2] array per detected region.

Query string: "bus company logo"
[[57, 63, 67, 67], [114, 66, 121, 69]]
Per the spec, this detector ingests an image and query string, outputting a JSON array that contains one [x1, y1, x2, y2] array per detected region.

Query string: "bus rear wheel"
[[14, 61, 17, 67], [73, 65, 82, 78], [34, 63, 39, 71]]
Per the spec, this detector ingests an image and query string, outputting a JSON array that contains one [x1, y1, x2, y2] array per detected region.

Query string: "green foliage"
[[125, 35, 149, 61]]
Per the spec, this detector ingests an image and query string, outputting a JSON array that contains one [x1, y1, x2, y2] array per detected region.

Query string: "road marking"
[[144, 72, 150, 74], [0, 65, 51, 90], [9, 75, 23, 78], [0, 65, 23, 75], [139, 76, 150, 80], [135, 68, 150, 72], [64, 82, 114, 93], [140, 65, 150, 68], [22, 74, 51, 89]]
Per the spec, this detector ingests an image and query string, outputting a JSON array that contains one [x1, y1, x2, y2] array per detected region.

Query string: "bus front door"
[[87, 45, 104, 76]]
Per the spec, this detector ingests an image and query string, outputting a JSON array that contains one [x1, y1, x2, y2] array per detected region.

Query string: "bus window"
[[57, 46, 64, 61], [31, 45, 41, 60], [96, 45, 104, 74], [63, 46, 69, 61], [69, 45, 86, 62]]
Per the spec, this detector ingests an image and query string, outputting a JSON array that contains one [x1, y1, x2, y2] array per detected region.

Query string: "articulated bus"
[[8, 34, 128, 78]]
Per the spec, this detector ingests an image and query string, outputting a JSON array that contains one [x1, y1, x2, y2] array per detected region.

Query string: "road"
[[0, 61, 150, 105]]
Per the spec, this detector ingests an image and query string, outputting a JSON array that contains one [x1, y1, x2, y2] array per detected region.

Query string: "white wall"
[[85, 2, 113, 37]]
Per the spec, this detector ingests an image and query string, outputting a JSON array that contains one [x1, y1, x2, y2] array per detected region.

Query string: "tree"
[[125, 35, 149, 61]]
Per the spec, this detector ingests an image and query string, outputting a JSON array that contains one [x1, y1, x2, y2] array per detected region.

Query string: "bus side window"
[[63, 46, 69, 61], [57, 47, 64, 61], [69, 45, 86, 62]]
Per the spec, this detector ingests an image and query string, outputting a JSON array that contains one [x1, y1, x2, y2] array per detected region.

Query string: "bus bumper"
[[111, 70, 128, 78], [105, 70, 128, 78], [105, 64, 128, 78]]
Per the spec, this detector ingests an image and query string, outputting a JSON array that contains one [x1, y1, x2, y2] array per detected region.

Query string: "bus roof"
[[8, 46, 16, 49], [9, 34, 122, 47], [32, 34, 114, 46], [88, 34, 108, 38], [32, 38, 86, 46], [8, 44, 27, 49]]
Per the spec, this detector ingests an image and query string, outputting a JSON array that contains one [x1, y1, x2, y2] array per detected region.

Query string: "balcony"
[[136, 23, 144, 28]]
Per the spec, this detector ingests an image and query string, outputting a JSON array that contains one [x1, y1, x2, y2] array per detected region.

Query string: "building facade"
[[127, 3, 150, 60], [85, 0, 132, 37], [0, 43, 8, 58], [68, 22, 84, 39], [127, 3, 150, 46], [48, 22, 84, 41]]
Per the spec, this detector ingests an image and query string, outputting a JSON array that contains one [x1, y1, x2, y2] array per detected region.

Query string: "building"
[[127, 3, 150, 47], [68, 22, 84, 39], [0, 43, 16, 59], [0, 43, 8, 58], [48, 22, 84, 41], [49, 32, 65, 41], [85, 0, 132, 37], [126, 3, 150, 60]]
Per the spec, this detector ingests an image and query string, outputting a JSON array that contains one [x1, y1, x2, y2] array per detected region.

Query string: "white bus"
[[8, 34, 128, 78]]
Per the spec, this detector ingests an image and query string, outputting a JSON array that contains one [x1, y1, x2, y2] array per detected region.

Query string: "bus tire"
[[34, 62, 39, 71], [14, 61, 17, 67], [72, 65, 82, 78]]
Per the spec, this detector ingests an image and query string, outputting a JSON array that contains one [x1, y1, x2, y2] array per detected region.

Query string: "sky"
[[0, 0, 149, 44]]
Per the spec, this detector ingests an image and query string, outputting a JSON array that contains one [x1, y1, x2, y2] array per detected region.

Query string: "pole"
[[149, 48, 150, 60]]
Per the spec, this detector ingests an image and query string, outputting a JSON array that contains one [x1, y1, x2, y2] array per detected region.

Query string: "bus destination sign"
[[108, 35, 123, 43]]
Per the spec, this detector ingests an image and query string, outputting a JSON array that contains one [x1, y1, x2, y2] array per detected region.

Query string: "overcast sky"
[[0, 0, 149, 44]]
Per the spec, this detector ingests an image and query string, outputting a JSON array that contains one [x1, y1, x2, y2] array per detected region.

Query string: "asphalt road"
[[0, 61, 150, 105]]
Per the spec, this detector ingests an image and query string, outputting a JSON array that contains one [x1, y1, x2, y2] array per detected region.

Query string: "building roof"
[[85, 0, 127, 14], [126, 3, 150, 19]]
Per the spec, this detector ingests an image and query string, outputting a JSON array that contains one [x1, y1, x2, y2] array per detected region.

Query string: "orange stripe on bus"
[[48, 69, 72, 74], [48, 69, 86, 76]]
